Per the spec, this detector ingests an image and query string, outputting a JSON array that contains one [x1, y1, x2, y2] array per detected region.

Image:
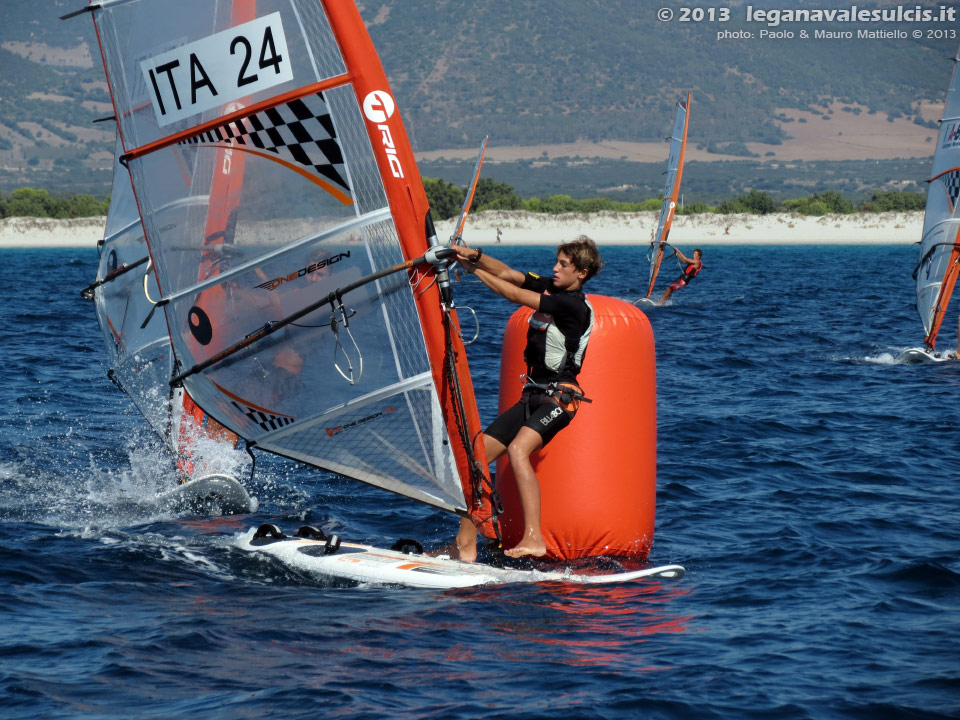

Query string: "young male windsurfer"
[[657, 247, 702, 305], [448, 236, 603, 561]]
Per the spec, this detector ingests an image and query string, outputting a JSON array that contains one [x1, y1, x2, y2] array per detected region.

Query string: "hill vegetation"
[[0, 187, 109, 219], [1, 182, 923, 223], [0, 1, 951, 202], [421, 178, 925, 220], [364, 0, 952, 149]]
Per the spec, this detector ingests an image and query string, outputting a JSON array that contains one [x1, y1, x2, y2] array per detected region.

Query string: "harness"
[[522, 293, 595, 413], [680, 261, 701, 283], [521, 377, 591, 413]]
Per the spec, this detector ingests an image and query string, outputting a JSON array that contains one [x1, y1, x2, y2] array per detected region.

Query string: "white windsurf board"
[[237, 524, 685, 589], [635, 297, 658, 308], [897, 347, 955, 364], [157, 474, 254, 515]]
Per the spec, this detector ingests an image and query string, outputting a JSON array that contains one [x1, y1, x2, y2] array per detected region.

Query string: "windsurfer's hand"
[[454, 245, 476, 266], [453, 245, 474, 273]]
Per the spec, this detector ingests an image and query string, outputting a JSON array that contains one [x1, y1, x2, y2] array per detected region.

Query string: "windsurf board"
[[237, 524, 685, 589], [635, 297, 658, 308], [157, 474, 254, 515], [897, 347, 955, 364]]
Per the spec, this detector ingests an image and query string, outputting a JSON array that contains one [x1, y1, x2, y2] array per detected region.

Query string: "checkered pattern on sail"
[[179, 92, 349, 194], [939, 169, 960, 214], [230, 400, 295, 434]]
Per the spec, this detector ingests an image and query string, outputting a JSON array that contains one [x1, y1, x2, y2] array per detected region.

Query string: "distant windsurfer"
[[447, 236, 603, 561], [657, 247, 702, 305]]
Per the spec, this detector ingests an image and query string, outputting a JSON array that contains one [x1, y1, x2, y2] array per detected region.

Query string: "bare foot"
[[429, 520, 479, 562], [504, 542, 547, 559], [430, 539, 477, 563], [455, 536, 478, 562]]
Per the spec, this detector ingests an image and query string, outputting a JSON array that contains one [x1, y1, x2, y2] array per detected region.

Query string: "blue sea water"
[[1, 243, 958, 720]]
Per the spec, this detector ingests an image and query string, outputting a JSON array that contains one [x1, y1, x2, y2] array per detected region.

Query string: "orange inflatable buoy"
[[481, 294, 657, 560]]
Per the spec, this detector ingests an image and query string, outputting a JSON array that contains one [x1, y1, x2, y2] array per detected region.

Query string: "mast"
[[450, 136, 488, 244]]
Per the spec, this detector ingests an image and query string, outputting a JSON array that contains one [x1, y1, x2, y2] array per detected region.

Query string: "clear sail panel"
[[93, 0, 468, 511]]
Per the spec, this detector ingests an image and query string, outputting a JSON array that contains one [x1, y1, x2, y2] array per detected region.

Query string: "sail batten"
[[90, 0, 488, 513]]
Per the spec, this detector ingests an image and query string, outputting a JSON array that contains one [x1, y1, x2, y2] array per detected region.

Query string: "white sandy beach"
[[0, 210, 922, 248], [0, 216, 109, 248], [437, 210, 922, 246]]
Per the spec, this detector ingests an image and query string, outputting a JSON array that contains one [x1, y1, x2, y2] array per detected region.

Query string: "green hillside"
[[0, 0, 952, 199]]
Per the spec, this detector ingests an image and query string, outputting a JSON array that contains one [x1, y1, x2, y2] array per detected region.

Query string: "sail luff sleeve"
[[323, 0, 490, 509]]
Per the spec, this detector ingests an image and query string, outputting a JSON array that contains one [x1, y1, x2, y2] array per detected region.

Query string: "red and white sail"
[[916, 46, 960, 350], [86, 0, 488, 512], [646, 94, 691, 298]]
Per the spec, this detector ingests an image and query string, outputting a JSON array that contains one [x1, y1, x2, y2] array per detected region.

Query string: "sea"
[[1, 243, 958, 720]]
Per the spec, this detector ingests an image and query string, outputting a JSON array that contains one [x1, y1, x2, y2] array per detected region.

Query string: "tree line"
[[0, 188, 109, 219], [0, 183, 925, 221], [423, 178, 927, 220]]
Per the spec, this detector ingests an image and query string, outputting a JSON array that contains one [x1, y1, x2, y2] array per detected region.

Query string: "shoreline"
[[0, 210, 922, 248]]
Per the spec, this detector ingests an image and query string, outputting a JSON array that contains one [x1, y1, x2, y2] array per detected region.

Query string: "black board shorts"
[[485, 390, 575, 448]]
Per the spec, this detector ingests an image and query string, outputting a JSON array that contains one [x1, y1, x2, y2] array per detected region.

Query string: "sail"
[[88, 135, 177, 443], [86, 135, 243, 475], [87, 0, 487, 513], [645, 93, 691, 298], [916, 46, 960, 350]]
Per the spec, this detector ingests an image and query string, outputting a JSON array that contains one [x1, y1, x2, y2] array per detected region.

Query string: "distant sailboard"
[[642, 93, 691, 301], [900, 44, 960, 363], [81, 135, 250, 511], [157, 474, 254, 515], [897, 347, 954, 364]]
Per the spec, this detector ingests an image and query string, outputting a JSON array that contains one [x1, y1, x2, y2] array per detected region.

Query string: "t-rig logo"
[[362, 90, 404, 179]]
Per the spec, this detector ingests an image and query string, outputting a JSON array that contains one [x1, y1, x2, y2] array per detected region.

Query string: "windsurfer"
[[657, 247, 702, 305], [448, 236, 603, 561]]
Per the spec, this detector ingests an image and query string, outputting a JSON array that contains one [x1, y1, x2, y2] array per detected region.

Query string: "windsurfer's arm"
[[674, 249, 692, 265], [454, 245, 525, 286], [455, 246, 540, 309], [472, 267, 542, 310]]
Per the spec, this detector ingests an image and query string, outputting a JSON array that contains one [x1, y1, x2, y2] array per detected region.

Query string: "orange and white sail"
[[646, 93, 691, 298], [84, 0, 488, 513], [916, 46, 960, 351]]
